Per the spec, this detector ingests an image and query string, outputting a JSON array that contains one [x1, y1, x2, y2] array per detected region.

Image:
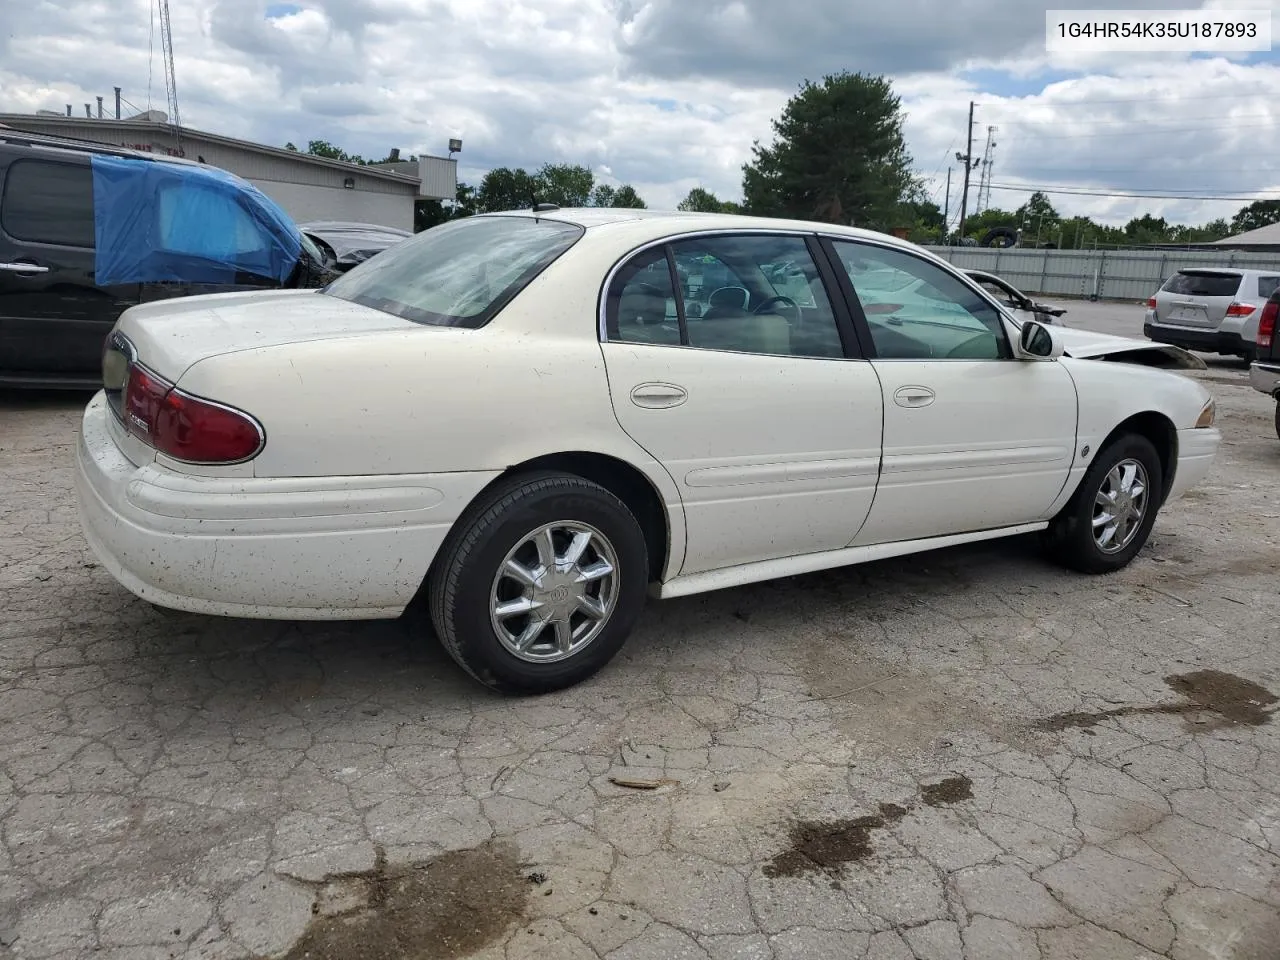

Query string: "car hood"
[[1054, 325, 1207, 369], [302, 225, 410, 263]]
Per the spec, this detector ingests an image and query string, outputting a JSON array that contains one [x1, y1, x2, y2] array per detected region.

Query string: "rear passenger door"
[[0, 155, 139, 381], [599, 232, 884, 577]]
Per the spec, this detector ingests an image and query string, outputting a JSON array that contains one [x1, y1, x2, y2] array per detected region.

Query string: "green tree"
[[1229, 199, 1280, 234], [476, 167, 541, 212], [590, 184, 617, 207], [305, 139, 367, 165], [610, 184, 646, 208], [1123, 213, 1170, 243], [741, 72, 917, 228], [534, 163, 595, 207], [284, 141, 298, 151], [677, 187, 732, 212], [1015, 191, 1058, 226], [414, 182, 477, 232]]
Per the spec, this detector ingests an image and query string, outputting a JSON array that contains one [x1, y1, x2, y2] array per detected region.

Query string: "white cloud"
[[2, 0, 1278, 222]]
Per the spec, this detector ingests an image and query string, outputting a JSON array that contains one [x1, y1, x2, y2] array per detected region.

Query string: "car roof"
[[475, 207, 927, 254]]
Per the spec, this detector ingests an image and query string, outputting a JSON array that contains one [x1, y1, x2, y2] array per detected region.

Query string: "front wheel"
[[1043, 434, 1164, 574], [426, 472, 649, 694]]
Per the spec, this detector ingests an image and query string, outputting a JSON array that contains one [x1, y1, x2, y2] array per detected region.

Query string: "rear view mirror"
[[1016, 321, 1064, 360]]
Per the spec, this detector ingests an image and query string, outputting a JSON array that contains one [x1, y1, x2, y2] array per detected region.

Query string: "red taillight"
[[123, 364, 171, 441], [122, 363, 263, 463], [1146, 297, 1157, 309], [1226, 302, 1256, 318], [1259, 299, 1277, 349]]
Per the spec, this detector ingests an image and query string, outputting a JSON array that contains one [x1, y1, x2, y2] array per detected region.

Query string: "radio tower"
[[975, 125, 997, 214], [157, 0, 182, 148]]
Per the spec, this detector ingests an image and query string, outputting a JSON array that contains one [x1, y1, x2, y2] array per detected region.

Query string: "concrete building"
[[0, 110, 457, 232]]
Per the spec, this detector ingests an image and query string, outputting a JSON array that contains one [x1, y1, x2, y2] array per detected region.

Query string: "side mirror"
[[1015, 321, 1064, 360]]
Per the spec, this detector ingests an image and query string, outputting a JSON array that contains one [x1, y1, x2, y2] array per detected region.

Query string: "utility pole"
[[942, 168, 952, 243], [975, 125, 997, 214], [956, 101, 976, 243]]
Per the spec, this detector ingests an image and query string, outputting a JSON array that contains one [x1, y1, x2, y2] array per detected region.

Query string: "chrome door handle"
[[893, 385, 935, 408], [0, 262, 50, 275], [630, 382, 688, 409]]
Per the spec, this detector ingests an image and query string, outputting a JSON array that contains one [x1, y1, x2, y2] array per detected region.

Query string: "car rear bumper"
[[1249, 361, 1280, 397], [75, 392, 495, 619], [1165, 427, 1221, 503], [1144, 323, 1248, 356]]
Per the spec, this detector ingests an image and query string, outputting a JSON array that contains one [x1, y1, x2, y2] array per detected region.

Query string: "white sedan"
[[76, 209, 1221, 693]]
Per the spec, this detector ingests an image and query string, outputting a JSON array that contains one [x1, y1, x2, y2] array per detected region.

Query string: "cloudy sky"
[[3, 0, 1279, 227]]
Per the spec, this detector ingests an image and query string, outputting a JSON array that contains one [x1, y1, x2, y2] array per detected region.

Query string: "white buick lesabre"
[[77, 209, 1221, 693]]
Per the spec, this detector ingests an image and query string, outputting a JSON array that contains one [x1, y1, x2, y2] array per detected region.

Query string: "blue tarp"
[[91, 155, 303, 286]]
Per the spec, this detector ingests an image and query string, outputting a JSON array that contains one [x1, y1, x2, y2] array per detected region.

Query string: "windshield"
[[1162, 271, 1241, 297], [322, 215, 584, 327]]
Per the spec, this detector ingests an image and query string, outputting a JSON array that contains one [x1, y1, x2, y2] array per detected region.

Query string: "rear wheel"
[[1274, 401, 1279, 441], [1043, 434, 1164, 574], [427, 472, 649, 694]]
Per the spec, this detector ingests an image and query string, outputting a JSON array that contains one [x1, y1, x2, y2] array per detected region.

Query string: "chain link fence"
[[924, 246, 1280, 302]]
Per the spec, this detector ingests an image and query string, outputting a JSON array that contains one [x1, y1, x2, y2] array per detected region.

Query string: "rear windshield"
[[1161, 271, 1241, 297], [322, 215, 584, 327]]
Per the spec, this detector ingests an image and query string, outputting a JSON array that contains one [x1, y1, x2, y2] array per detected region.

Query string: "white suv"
[[1145, 268, 1280, 363]]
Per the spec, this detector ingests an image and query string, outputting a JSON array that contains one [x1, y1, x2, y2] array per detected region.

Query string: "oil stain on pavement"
[[1037, 669, 1277, 731], [764, 779, 974, 879], [276, 841, 528, 960]]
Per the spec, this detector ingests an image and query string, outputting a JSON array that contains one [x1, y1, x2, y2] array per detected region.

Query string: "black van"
[[0, 129, 331, 389]]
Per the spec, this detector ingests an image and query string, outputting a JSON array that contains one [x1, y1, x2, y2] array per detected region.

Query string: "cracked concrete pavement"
[[2, 299, 1278, 960]]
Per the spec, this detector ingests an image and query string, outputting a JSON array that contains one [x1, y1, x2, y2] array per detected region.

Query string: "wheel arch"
[[1100, 410, 1178, 505], [420, 451, 680, 605]]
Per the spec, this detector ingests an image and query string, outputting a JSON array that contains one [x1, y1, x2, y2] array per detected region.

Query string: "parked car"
[[964, 269, 1068, 326], [0, 129, 331, 389], [299, 221, 413, 272], [1144, 268, 1280, 363], [1248, 287, 1280, 439], [76, 209, 1221, 694]]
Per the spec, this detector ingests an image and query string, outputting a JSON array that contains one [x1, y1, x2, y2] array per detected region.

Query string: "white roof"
[[1213, 221, 1280, 246], [483, 207, 918, 251]]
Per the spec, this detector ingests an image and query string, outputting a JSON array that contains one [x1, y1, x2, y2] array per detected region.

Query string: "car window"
[[608, 236, 844, 359], [605, 247, 681, 346], [1258, 276, 1280, 300], [831, 240, 1008, 360], [671, 235, 844, 358], [157, 183, 268, 258], [323, 215, 583, 327], [1161, 271, 1241, 297], [1, 159, 95, 248]]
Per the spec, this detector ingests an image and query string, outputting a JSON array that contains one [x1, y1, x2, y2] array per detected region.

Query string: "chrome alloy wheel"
[[489, 521, 620, 663], [1093, 458, 1149, 554]]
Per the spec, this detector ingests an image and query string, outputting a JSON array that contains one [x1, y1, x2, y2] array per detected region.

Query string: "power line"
[[987, 182, 1280, 201], [995, 111, 1276, 127], [998, 91, 1280, 107], [997, 121, 1279, 142]]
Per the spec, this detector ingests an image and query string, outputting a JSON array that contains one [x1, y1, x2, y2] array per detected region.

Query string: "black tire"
[[1043, 434, 1164, 574], [427, 472, 649, 694], [1274, 401, 1279, 442]]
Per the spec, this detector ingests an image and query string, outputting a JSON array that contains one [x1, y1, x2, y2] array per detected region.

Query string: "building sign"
[[119, 141, 185, 158]]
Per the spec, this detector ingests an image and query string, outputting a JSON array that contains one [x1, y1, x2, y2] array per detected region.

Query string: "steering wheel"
[[754, 295, 801, 324]]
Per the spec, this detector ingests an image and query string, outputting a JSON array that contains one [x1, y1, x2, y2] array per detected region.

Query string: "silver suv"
[[1144, 268, 1280, 363]]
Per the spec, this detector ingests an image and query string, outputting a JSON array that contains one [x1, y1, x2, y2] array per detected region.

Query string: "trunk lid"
[[112, 288, 416, 382], [1154, 270, 1241, 328]]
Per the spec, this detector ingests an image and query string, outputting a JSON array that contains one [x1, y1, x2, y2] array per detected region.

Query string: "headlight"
[[1195, 398, 1215, 428]]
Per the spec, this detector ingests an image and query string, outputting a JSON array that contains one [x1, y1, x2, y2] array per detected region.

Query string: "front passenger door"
[[826, 239, 1078, 546]]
